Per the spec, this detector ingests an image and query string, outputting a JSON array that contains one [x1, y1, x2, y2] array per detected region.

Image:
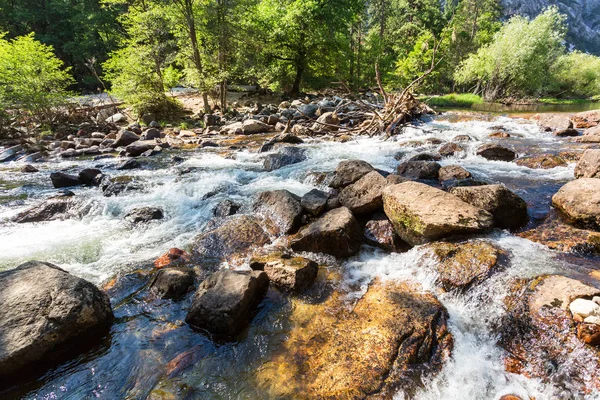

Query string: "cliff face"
[[502, 0, 600, 54]]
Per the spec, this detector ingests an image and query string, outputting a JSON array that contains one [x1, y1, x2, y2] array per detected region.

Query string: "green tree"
[[0, 33, 74, 122], [455, 7, 567, 100], [551, 51, 600, 98]]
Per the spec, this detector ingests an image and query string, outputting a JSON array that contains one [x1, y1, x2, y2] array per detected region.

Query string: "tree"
[[455, 7, 567, 100], [0, 33, 74, 122], [551, 51, 600, 98]]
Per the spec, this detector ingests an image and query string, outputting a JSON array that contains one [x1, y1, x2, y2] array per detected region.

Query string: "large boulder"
[[500, 275, 600, 396], [112, 130, 140, 148], [438, 165, 471, 181], [253, 190, 303, 235], [256, 280, 453, 398], [313, 112, 339, 131], [438, 142, 464, 157], [78, 168, 102, 186], [192, 215, 271, 263], [263, 147, 307, 171], [338, 171, 387, 214], [575, 149, 600, 179], [476, 144, 516, 161], [301, 189, 329, 217], [383, 182, 494, 245], [50, 172, 81, 188], [11, 194, 85, 223], [552, 178, 600, 230], [290, 207, 362, 257], [396, 161, 440, 180], [534, 114, 573, 131], [449, 184, 528, 229], [0, 261, 113, 378], [249, 248, 318, 293], [185, 270, 269, 336], [126, 140, 159, 157], [424, 241, 502, 290], [329, 160, 375, 189]]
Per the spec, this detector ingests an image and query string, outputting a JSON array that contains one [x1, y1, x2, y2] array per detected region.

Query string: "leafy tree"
[[0, 33, 74, 122], [551, 51, 600, 98], [455, 7, 567, 100]]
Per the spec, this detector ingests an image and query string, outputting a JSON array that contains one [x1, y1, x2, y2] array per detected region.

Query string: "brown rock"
[[534, 113, 573, 131], [439, 165, 472, 181], [396, 161, 441, 180], [150, 266, 194, 299], [575, 149, 600, 178], [154, 248, 190, 269], [438, 142, 464, 157], [552, 178, 600, 230], [489, 131, 511, 138], [329, 160, 375, 189], [516, 153, 567, 169], [476, 144, 516, 161], [363, 213, 408, 252], [249, 249, 318, 293], [253, 190, 303, 235], [554, 128, 579, 137], [383, 182, 493, 245], [584, 125, 600, 136], [578, 323, 600, 346]]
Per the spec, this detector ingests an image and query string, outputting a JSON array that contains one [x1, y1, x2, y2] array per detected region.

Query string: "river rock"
[[263, 147, 307, 171], [363, 213, 407, 252], [439, 165, 471, 181], [50, 171, 81, 188], [124, 207, 164, 224], [126, 140, 158, 157], [450, 184, 528, 229], [408, 153, 441, 162], [249, 249, 318, 293], [438, 142, 464, 157], [192, 215, 271, 264], [150, 266, 195, 299], [12, 195, 84, 223], [516, 153, 567, 169], [534, 114, 573, 131], [213, 199, 240, 218], [0, 145, 23, 162], [570, 298, 600, 319], [300, 189, 329, 217], [185, 270, 269, 336], [575, 149, 600, 178], [140, 128, 161, 141], [338, 170, 387, 214], [242, 119, 272, 134], [78, 168, 102, 186], [313, 112, 339, 131], [253, 190, 303, 235], [329, 160, 375, 189], [112, 130, 140, 147], [584, 126, 600, 136], [383, 182, 494, 245], [476, 144, 516, 161], [256, 280, 453, 399], [117, 159, 142, 170], [552, 178, 600, 230], [500, 275, 600, 395], [396, 161, 441, 180], [425, 241, 502, 290], [0, 261, 113, 378], [154, 248, 191, 269], [290, 207, 362, 257], [21, 164, 39, 173], [555, 128, 580, 137]]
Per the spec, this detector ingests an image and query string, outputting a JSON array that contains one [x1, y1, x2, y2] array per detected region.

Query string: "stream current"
[[0, 113, 597, 399]]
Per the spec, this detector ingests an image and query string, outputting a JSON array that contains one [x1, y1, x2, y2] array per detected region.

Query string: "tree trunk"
[[290, 63, 304, 98]]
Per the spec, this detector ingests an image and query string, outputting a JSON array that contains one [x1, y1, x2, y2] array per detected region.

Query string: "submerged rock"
[[290, 207, 361, 257], [117, 158, 142, 170], [256, 280, 453, 399], [383, 182, 494, 246], [150, 266, 195, 299], [396, 161, 441, 180], [253, 190, 303, 235], [192, 215, 271, 264], [0, 261, 113, 378], [425, 241, 502, 290], [263, 147, 307, 171], [500, 275, 600, 396], [516, 153, 567, 169], [329, 160, 375, 189], [12, 195, 85, 223], [476, 144, 516, 161], [552, 178, 600, 230], [338, 170, 387, 214], [249, 249, 318, 293], [185, 270, 269, 336], [449, 184, 528, 230], [124, 206, 164, 224], [50, 171, 81, 188]]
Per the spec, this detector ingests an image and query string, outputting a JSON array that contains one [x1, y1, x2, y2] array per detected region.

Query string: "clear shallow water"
[[0, 114, 596, 399]]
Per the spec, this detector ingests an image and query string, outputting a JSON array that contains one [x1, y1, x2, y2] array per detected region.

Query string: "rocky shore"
[[1, 100, 600, 399]]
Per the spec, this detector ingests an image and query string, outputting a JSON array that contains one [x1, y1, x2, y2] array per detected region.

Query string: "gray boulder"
[[330, 160, 375, 189], [301, 189, 329, 216], [253, 190, 303, 235], [575, 149, 600, 179], [124, 207, 164, 224], [263, 147, 307, 171], [476, 144, 516, 161], [50, 172, 81, 188], [338, 171, 387, 214], [397, 161, 441, 180], [185, 270, 269, 336], [112, 130, 140, 148], [0, 261, 113, 378], [552, 178, 600, 230]]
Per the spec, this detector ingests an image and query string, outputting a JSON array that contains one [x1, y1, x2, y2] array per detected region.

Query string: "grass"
[[423, 93, 483, 108], [537, 98, 598, 105]]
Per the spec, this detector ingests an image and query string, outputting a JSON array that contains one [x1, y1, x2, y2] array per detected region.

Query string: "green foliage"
[[0, 33, 74, 121], [424, 93, 483, 107], [455, 7, 567, 100], [550, 51, 600, 98]]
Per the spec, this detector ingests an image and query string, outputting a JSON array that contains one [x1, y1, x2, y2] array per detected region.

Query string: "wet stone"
[[249, 249, 318, 293], [150, 266, 195, 299]]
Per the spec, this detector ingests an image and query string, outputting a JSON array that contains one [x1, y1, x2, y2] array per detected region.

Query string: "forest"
[[1, 0, 600, 119]]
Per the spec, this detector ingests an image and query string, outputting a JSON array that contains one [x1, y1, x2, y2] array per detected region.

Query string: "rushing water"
[[0, 113, 597, 399]]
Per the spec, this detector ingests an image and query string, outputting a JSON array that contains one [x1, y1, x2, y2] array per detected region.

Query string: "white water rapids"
[[0, 114, 593, 399]]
